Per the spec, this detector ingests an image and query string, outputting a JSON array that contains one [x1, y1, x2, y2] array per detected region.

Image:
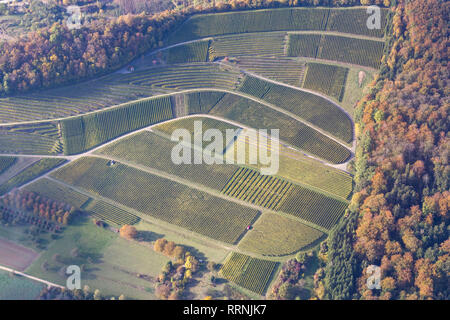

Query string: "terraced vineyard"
[[222, 167, 293, 210], [210, 93, 351, 163], [238, 76, 353, 143], [155, 116, 241, 151], [0, 158, 66, 195], [167, 8, 329, 44], [0, 122, 62, 155], [280, 185, 349, 230], [186, 92, 226, 114], [211, 32, 286, 58], [164, 40, 211, 64], [238, 213, 324, 256], [319, 35, 385, 69], [51, 157, 259, 244], [219, 252, 279, 295], [96, 131, 239, 191], [302, 63, 349, 101], [60, 96, 173, 155], [0, 82, 154, 123], [286, 34, 322, 58], [0, 157, 17, 175], [84, 200, 141, 226], [24, 178, 90, 209], [233, 57, 306, 87], [287, 34, 384, 69], [115, 63, 242, 91], [326, 7, 388, 38]]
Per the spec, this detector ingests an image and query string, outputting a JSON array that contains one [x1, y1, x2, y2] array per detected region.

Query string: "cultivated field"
[[302, 63, 349, 102], [24, 178, 90, 209], [219, 252, 279, 295], [84, 200, 141, 226], [0, 270, 45, 300], [238, 76, 353, 143], [238, 213, 324, 256], [280, 185, 349, 230], [51, 157, 259, 244], [209, 93, 351, 163], [0, 157, 17, 175], [0, 158, 66, 195], [96, 130, 239, 191], [61, 95, 173, 155], [0, 238, 39, 271]]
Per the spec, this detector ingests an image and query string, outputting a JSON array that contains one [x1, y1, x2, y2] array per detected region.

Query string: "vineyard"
[[0, 158, 66, 195], [164, 40, 211, 64], [238, 213, 324, 256], [167, 7, 329, 44], [219, 252, 279, 295], [0, 157, 17, 175], [226, 132, 353, 199], [280, 185, 349, 230], [84, 200, 141, 226], [319, 35, 385, 69], [24, 178, 90, 209], [210, 93, 352, 164], [96, 131, 239, 191], [302, 63, 349, 102], [115, 63, 242, 91], [238, 76, 353, 143], [0, 122, 62, 155], [326, 7, 388, 38], [186, 92, 226, 114], [0, 81, 154, 124], [60, 96, 173, 155], [51, 157, 259, 244], [233, 57, 306, 87], [211, 32, 286, 58], [287, 34, 384, 69], [221, 167, 293, 210], [286, 34, 322, 58]]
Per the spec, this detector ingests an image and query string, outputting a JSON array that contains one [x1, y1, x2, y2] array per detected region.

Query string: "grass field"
[[238, 76, 353, 143], [60, 95, 173, 155], [302, 63, 349, 101], [210, 93, 351, 164], [0, 270, 45, 300], [0, 158, 66, 195], [219, 252, 279, 295], [96, 130, 239, 191], [51, 157, 259, 244], [0, 157, 17, 175], [238, 213, 324, 256], [25, 215, 168, 299]]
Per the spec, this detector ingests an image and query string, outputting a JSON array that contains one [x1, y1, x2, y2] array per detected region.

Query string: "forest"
[[326, 0, 449, 300]]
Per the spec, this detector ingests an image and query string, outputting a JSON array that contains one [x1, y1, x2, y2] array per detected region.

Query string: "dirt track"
[[0, 238, 39, 271]]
